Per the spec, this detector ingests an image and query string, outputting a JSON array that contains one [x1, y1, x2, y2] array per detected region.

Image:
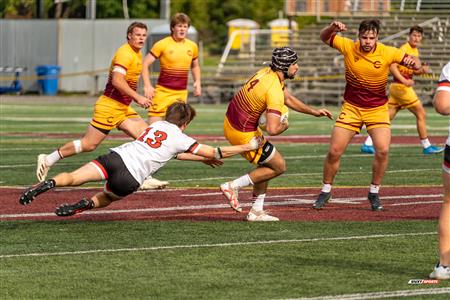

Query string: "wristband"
[[215, 147, 223, 159]]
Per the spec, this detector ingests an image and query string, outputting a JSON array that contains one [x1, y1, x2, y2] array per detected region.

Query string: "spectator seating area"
[[201, 7, 450, 105]]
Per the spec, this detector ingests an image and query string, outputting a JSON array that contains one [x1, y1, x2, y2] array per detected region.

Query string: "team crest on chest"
[[187, 50, 193, 56]]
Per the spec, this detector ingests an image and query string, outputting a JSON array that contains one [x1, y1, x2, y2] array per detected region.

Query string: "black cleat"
[[313, 192, 331, 209], [19, 179, 55, 205], [55, 198, 94, 217], [368, 192, 384, 211]]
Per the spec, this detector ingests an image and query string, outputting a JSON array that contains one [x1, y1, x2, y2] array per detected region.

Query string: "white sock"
[[251, 193, 265, 211], [230, 174, 253, 189], [421, 138, 431, 149], [321, 183, 332, 193], [369, 184, 380, 194], [45, 150, 63, 167], [364, 136, 373, 146]]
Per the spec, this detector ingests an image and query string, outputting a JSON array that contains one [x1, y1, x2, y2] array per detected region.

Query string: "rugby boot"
[[313, 192, 331, 209], [423, 145, 445, 155], [36, 154, 50, 182], [360, 144, 375, 154], [55, 198, 95, 217], [368, 192, 384, 211], [19, 179, 56, 205], [220, 182, 242, 212], [430, 263, 450, 280]]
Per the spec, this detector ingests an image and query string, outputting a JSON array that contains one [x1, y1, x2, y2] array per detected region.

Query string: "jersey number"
[[137, 127, 168, 149], [247, 79, 260, 92]]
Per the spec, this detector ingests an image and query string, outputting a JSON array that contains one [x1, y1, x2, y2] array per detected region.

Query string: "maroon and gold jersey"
[[226, 67, 285, 132], [393, 42, 419, 83], [103, 43, 142, 106], [150, 36, 198, 91], [330, 34, 406, 108]]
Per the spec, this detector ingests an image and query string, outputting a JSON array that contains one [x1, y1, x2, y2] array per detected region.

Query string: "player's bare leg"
[[408, 103, 444, 154], [314, 127, 354, 209], [37, 125, 108, 182]]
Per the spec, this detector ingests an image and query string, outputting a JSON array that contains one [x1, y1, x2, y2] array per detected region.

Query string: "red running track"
[[0, 186, 442, 222]]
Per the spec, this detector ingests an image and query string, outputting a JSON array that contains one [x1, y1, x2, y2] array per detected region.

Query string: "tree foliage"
[[1, 0, 285, 53]]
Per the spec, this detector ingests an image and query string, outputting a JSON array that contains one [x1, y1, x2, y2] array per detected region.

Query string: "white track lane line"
[[1, 194, 442, 219], [0, 232, 435, 259], [283, 287, 450, 300]]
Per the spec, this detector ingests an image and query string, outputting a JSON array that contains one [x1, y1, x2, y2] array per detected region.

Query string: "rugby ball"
[[258, 105, 289, 131]]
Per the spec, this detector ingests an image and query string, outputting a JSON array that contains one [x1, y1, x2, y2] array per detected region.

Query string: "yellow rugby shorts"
[[223, 117, 268, 164], [90, 95, 139, 131], [148, 85, 188, 117], [335, 101, 390, 133], [388, 83, 420, 109]]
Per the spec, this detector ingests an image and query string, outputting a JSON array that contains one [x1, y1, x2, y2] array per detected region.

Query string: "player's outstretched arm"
[[177, 137, 263, 161], [284, 89, 333, 119]]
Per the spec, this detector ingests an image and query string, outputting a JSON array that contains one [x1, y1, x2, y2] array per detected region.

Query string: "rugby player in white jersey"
[[19, 102, 262, 217]]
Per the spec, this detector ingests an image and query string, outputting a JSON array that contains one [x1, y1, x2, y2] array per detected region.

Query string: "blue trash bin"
[[35, 65, 61, 95]]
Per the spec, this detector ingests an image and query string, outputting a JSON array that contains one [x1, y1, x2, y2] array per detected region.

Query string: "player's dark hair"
[[165, 102, 196, 127], [358, 19, 380, 35], [409, 25, 423, 35], [126, 22, 147, 40], [170, 13, 191, 31]]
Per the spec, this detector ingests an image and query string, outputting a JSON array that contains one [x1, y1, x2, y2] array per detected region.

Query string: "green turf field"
[[1, 98, 449, 299]]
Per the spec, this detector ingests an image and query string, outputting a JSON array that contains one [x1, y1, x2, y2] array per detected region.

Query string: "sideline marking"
[[285, 287, 450, 300], [0, 232, 435, 259], [1, 194, 441, 219]]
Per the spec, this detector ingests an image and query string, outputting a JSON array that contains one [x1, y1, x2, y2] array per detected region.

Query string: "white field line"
[[2, 117, 91, 122], [284, 287, 450, 300], [3, 116, 447, 130], [181, 192, 317, 197], [167, 169, 440, 183], [0, 194, 441, 219], [0, 232, 435, 259]]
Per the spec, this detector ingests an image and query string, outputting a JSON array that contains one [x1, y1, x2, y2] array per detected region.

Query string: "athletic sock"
[[45, 150, 63, 167], [421, 138, 431, 149], [230, 174, 253, 189], [364, 136, 373, 146], [369, 184, 380, 194], [251, 193, 266, 211], [321, 183, 332, 193]]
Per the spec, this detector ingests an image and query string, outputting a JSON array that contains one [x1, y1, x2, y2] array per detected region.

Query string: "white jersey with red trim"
[[111, 121, 199, 184], [436, 61, 450, 146]]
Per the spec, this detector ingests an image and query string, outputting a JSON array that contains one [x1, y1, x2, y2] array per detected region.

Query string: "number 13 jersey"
[[111, 121, 199, 184]]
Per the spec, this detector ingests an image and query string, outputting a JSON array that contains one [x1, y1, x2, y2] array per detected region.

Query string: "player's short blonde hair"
[[170, 13, 191, 31]]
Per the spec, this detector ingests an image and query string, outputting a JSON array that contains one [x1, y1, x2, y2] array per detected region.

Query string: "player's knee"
[[275, 159, 287, 175], [374, 147, 389, 159], [327, 148, 343, 162]]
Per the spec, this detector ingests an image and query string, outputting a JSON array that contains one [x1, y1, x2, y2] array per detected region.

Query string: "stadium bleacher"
[[203, 2, 450, 105]]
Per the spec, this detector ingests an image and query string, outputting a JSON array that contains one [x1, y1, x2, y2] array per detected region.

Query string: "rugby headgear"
[[270, 47, 298, 73]]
